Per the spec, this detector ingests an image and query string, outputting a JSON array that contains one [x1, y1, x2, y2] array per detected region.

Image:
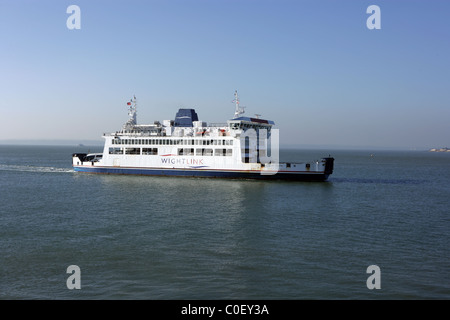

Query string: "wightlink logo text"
[[161, 158, 205, 166]]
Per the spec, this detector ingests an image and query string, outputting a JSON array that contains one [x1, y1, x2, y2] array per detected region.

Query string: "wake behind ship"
[[72, 92, 334, 181]]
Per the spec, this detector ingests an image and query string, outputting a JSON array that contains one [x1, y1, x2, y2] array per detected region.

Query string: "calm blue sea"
[[0, 145, 449, 299]]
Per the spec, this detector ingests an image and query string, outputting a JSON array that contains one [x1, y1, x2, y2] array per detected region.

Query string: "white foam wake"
[[0, 164, 74, 173]]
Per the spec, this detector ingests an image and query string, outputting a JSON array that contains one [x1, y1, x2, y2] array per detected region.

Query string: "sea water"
[[0, 145, 449, 299]]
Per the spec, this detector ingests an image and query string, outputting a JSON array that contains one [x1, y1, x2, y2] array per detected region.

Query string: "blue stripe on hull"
[[73, 166, 329, 181]]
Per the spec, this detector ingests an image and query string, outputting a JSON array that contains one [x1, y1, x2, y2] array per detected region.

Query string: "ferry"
[[72, 92, 334, 181]]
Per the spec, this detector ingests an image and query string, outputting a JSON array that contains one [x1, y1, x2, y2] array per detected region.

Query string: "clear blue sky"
[[1, 0, 449, 149]]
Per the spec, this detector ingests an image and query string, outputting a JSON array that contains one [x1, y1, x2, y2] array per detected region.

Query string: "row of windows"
[[109, 147, 233, 156], [112, 138, 234, 146], [179, 148, 233, 156], [230, 123, 271, 130], [109, 147, 158, 155]]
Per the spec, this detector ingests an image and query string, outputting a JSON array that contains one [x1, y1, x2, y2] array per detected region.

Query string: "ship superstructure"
[[72, 92, 334, 180]]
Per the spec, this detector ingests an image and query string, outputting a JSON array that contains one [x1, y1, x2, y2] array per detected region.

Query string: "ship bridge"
[[227, 90, 274, 132], [228, 116, 274, 131]]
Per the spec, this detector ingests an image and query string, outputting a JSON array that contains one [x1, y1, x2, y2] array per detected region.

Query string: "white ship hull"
[[73, 154, 334, 181]]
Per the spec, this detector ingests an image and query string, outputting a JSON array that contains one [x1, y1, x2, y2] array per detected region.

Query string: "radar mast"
[[127, 95, 137, 125], [232, 90, 245, 118], [123, 95, 137, 130]]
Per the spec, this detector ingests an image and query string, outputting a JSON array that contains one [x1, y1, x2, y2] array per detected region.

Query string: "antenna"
[[232, 90, 245, 118], [127, 95, 137, 125]]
